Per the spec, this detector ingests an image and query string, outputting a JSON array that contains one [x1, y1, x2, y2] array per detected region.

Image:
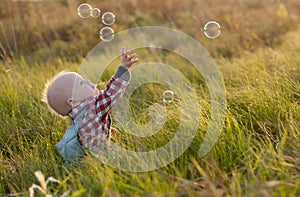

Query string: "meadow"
[[0, 0, 299, 196]]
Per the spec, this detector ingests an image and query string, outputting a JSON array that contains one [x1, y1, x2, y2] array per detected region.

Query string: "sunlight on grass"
[[0, 0, 299, 195]]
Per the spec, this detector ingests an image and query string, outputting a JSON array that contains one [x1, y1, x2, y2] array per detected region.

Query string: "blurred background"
[[0, 0, 299, 64]]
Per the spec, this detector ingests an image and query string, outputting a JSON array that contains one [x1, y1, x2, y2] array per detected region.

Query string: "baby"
[[42, 48, 138, 162]]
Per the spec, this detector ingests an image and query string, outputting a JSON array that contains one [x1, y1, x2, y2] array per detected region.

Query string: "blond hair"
[[42, 71, 76, 117]]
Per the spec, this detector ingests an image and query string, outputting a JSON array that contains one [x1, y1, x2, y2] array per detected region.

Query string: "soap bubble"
[[163, 90, 174, 103], [99, 27, 115, 42], [77, 3, 92, 18], [102, 12, 116, 26], [91, 8, 101, 18], [204, 21, 221, 39], [155, 115, 165, 125]]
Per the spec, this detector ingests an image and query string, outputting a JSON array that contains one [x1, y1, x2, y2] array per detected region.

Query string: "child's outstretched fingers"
[[124, 50, 131, 58], [120, 47, 126, 55], [131, 57, 138, 64], [120, 47, 138, 69], [126, 53, 137, 60]]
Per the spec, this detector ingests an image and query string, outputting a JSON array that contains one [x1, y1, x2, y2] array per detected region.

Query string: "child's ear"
[[66, 99, 73, 107], [66, 98, 78, 107]]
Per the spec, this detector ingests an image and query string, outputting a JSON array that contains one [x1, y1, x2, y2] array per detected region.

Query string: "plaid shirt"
[[69, 69, 129, 149]]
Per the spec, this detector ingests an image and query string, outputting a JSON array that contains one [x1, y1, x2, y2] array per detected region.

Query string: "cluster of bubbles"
[[77, 3, 116, 42], [203, 21, 221, 39], [78, 3, 221, 41]]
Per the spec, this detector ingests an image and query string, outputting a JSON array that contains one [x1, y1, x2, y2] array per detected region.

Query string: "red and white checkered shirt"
[[69, 74, 129, 148]]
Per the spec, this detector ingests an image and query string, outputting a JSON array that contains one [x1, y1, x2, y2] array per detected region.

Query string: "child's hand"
[[120, 47, 138, 69]]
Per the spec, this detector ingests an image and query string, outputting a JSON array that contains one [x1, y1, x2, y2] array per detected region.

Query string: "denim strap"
[[55, 103, 87, 164]]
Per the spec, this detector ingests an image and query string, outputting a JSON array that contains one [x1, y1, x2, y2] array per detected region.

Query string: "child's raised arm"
[[94, 48, 138, 119]]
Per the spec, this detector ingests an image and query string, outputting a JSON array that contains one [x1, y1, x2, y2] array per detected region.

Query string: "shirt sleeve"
[[95, 66, 130, 120]]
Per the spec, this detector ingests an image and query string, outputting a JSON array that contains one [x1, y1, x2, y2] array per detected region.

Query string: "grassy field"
[[0, 0, 300, 196]]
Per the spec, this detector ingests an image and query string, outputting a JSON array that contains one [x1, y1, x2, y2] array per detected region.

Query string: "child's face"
[[46, 72, 99, 115], [72, 74, 99, 103]]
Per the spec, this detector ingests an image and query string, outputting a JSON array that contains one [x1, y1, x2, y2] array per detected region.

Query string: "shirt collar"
[[68, 99, 91, 120]]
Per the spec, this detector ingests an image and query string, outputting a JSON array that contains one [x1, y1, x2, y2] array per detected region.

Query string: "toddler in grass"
[[42, 48, 138, 162]]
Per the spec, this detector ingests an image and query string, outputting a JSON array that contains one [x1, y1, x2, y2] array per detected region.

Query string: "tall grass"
[[0, 0, 300, 196], [0, 28, 299, 196]]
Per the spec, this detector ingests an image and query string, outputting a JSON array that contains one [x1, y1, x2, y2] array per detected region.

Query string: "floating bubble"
[[102, 12, 116, 26], [91, 8, 101, 18], [155, 115, 165, 125], [204, 21, 221, 39], [99, 27, 115, 42], [163, 90, 174, 103], [77, 3, 92, 18]]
